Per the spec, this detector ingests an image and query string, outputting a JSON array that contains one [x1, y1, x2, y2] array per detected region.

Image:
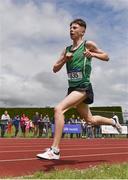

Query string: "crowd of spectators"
[[63, 114, 101, 138], [0, 111, 51, 138], [0, 110, 112, 138]]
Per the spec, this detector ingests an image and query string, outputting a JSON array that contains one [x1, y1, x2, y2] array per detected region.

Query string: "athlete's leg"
[[36, 91, 87, 160], [52, 91, 86, 149], [76, 103, 114, 125]]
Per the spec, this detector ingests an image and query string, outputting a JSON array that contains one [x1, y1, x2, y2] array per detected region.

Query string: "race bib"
[[68, 71, 82, 81]]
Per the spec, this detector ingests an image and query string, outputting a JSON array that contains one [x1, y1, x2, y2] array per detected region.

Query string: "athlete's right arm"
[[53, 49, 73, 73]]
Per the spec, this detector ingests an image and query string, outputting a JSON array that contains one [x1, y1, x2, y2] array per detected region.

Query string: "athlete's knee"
[[54, 105, 63, 115], [86, 117, 97, 125]]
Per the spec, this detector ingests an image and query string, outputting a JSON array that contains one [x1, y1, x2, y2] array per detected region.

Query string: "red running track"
[[0, 138, 128, 178]]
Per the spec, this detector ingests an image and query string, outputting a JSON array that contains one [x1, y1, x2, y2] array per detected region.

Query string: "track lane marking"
[[0, 152, 128, 162], [0, 146, 128, 153], [0, 144, 128, 148]]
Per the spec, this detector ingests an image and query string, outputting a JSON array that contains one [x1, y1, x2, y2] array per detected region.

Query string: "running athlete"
[[37, 18, 122, 160]]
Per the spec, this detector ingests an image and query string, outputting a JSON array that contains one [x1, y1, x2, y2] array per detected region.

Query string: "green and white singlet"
[[66, 42, 92, 88]]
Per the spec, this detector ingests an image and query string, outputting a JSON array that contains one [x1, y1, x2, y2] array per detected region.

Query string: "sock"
[[112, 118, 116, 126], [51, 146, 60, 154]]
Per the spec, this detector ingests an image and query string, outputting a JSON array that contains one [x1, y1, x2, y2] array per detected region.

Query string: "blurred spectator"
[[76, 116, 81, 138], [81, 120, 87, 138], [0, 111, 11, 137], [86, 123, 94, 138], [12, 115, 20, 137], [29, 120, 34, 133], [69, 114, 76, 138], [43, 114, 50, 137], [32, 112, 40, 137], [38, 114, 45, 137], [25, 117, 30, 135], [7, 118, 13, 136], [94, 125, 101, 138], [20, 114, 29, 137]]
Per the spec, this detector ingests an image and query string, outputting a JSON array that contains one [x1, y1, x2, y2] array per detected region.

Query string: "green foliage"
[[0, 106, 123, 123], [90, 106, 123, 123], [0, 107, 54, 120]]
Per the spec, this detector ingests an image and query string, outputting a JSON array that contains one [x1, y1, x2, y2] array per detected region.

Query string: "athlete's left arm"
[[84, 41, 109, 61]]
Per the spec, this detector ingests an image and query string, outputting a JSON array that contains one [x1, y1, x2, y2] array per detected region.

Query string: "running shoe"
[[112, 117, 122, 134], [36, 148, 60, 160]]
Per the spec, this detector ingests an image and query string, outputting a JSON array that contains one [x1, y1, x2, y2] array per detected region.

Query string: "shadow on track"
[[37, 158, 108, 172]]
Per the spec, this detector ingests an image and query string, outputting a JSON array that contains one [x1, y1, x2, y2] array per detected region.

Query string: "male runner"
[[37, 18, 122, 160]]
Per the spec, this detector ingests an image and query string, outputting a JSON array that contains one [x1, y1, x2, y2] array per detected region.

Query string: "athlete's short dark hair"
[[70, 19, 87, 29]]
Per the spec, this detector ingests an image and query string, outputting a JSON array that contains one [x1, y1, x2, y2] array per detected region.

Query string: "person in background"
[[20, 114, 29, 137], [38, 114, 45, 137], [25, 117, 30, 135], [81, 120, 87, 138], [7, 117, 13, 136], [94, 124, 101, 138], [76, 116, 81, 138], [32, 112, 40, 137], [12, 115, 20, 137], [29, 120, 34, 134], [69, 114, 76, 138], [0, 111, 11, 137], [43, 114, 50, 137], [86, 123, 94, 138]]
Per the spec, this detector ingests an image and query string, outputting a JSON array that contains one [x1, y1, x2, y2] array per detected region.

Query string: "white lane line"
[[0, 152, 128, 162], [0, 158, 36, 162], [0, 144, 128, 148], [0, 146, 128, 153], [62, 152, 128, 159], [0, 145, 45, 148]]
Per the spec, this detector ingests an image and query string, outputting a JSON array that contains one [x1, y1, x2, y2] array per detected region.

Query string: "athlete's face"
[[70, 23, 85, 40]]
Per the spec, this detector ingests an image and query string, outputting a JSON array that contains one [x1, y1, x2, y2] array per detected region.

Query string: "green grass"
[[22, 163, 128, 179]]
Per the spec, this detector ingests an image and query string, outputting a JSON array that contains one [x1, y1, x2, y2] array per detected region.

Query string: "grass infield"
[[22, 163, 128, 179]]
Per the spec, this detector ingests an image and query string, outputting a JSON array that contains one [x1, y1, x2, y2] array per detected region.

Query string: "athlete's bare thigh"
[[76, 102, 93, 122], [56, 91, 86, 113]]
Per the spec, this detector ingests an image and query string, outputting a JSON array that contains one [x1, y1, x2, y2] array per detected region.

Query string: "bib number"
[[68, 71, 82, 81]]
